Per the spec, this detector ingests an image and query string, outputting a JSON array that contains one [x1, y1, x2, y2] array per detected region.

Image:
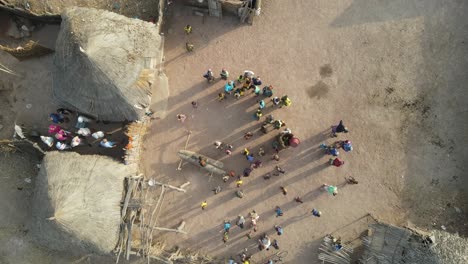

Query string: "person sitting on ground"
[[199, 156, 207, 167], [100, 138, 117, 148], [56, 141, 70, 150], [252, 160, 262, 169], [342, 140, 353, 152], [92, 131, 105, 139], [253, 85, 261, 96], [258, 148, 265, 156], [224, 81, 234, 94], [71, 136, 81, 148], [280, 186, 287, 195], [271, 96, 280, 106], [55, 129, 70, 141], [234, 88, 244, 99], [276, 165, 286, 174], [177, 114, 187, 122], [262, 85, 274, 97], [243, 70, 255, 78], [272, 154, 280, 161], [259, 100, 266, 109], [213, 186, 221, 194], [280, 95, 292, 108], [258, 234, 271, 251], [220, 68, 229, 80], [272, 239, 280, 250], [237, 215, 245, 228], [76, 127, 91, 137], [186, 42, 194, 52], [328, 147, 339, 156], [244, 132, 253, 140], [254, 109, 263, 120], [218, 92, 225, 101], [184, 24, 192, 34], [48, 124, 61, 135], [323, 184, 338, 196], [252, 76, 262, 86], [236, 177, 243, 187], [243, 167, 252, 177], [332, 120, 349, 136], [312, 208, 322, 217], [273, 119, 284, 129], [294, 196, 304, 203], [266, 115, 275, 124], [40, 136, 54, 147], [330, 157, 344, 167], [203, 69, 214, 82], [237, 74, 245, 84], [242, 80, 251, 91], [236, 189, 244, 198], [274, 225, 284, 236], [243, 148, 250, 155], [223, 220, 231, 232], [345, 176, 358, 184], [214, 141, 223, 149], [281, 127, 292, 135], [49, 112, 65, 124], [222, 175, 229, 182], [275, 206, 283, 217]]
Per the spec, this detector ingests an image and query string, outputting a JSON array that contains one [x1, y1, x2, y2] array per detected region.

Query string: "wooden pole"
[[152, 227, 187, 234], [151, 181, 187, 193], [177, 130, 192, 170]]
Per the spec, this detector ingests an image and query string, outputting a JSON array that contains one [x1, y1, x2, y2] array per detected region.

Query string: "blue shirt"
[[50, 113, 64, 123]]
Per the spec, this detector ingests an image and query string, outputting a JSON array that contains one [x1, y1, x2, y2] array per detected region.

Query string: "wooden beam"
[[151, 181, 187, 193], [153, 227, 187, 234], [177, 131, 192, 170], [121, 178, 136, 220]]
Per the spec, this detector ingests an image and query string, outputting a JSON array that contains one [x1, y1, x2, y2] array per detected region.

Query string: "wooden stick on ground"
[[152, 227, 187, 234], [176, 130, 192, 170], [150, 181, 187, 193]]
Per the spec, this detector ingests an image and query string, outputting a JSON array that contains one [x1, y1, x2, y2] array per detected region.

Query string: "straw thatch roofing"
[[53, 7, 162, 121], [361, 223, 468, 264], [29, 151, 133, 254]]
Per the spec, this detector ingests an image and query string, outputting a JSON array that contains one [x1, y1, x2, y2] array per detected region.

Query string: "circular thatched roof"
[[29, 151, 132, 254], [53, 7, 162, 121]]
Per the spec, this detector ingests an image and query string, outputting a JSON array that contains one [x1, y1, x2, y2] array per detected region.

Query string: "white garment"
[[243, 70, 255, 78], [40, 136, 54, 147], [71, 136, 81, 147], [56, 142, 69, 150], [77, 127, 91, 136], [92, 131, 105, 139], [77, 116, 91, 123]]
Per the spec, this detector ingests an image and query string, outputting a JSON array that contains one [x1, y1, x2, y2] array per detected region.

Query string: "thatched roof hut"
[[29, 151, 133, 254], [53, 7, 162, 121], [360, 223, 468, 264]]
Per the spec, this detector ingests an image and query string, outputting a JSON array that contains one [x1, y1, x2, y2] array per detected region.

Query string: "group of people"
[[192, 68, 357, 263], [40, 109, 118, 151], [198, 69, 300, 264]]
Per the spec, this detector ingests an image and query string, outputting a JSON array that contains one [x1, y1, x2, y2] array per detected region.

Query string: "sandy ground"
[[141, 0, 468, 263]]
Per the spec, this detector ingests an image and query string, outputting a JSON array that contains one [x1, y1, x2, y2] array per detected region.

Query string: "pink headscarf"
[[48, 125, 61, 134]]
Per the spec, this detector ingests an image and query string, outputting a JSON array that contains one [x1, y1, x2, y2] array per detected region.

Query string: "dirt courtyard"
[[141, 0, 468, 263]]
